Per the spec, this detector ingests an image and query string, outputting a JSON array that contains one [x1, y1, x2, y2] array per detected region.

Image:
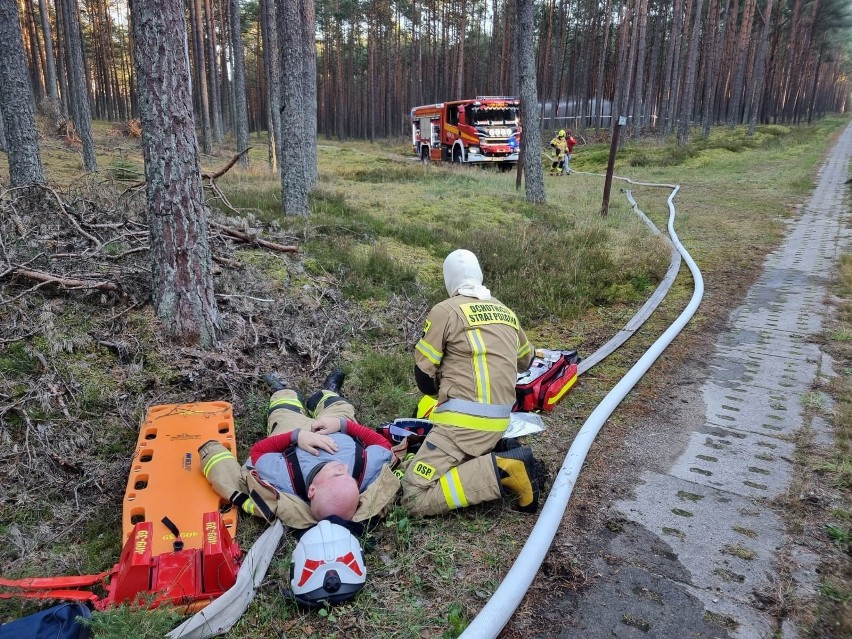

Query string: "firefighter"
[[199, 371, 401, 530], [401, 249, 541, 516], [549, 129, 569, 175]]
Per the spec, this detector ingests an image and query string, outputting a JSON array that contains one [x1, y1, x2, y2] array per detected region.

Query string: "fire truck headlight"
[[469, 146, 480, 154]]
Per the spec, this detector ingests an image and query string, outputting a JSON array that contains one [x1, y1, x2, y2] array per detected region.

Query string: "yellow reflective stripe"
[[518, 339, 531, 359], [268, 396, 302, 411], [416, 395, 439, 419], [242, 500, 256, 515], [467, 329, 490, 403], [415, 338, 443, 365], [430, 410, 509, 432], [315, 390, 337, 404], [439, 468, 468, 509], [546, 373, 578, 407], [203, 451, 234, 477]]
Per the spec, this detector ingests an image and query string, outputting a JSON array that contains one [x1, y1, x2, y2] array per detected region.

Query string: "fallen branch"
[[210, 222, 298, 253], [125, 149, 255, 194], [203, 147, 252, 181], [9, 268, 121, 292]]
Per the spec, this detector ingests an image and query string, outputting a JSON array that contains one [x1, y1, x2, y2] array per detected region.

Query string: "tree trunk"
[[260, 0, 282, 176], [456, 0, 467, 98], [700, 0, 719, 136], [204, 0, 223, 141], [131, 0, 220, 347], [191, 0, 212, 154], [727, 0, 756, 126], [516, 0, 544, 204], [228, 0, 249, 166], [38, 0, 59, 105], [663, 0, 684, 134], [505, 0, 518, 94], [336, 0, 345, 140], [643, 4, 664, 130], [53, 0, 69, 114], [367, 8, 376, 141], [630, 0, 649, 136], [621, 0, 640, 134], [611, 1, 630, 135], [24, 0, 46, 102], [217, 0, 231, 131], [61, 0, 96, 171], [0, 0, 45, 185], [747, 0, 773, 134], [300, 0, 317, 186], [594, 0, 612, 130], [278, 0, 308, 215], [676, 0, 703, 145]]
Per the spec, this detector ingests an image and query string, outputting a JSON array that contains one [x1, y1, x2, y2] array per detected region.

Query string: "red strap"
[[0, 572, 109, 590], [0, 571, 108, 605], [0, 589, 100, 603]]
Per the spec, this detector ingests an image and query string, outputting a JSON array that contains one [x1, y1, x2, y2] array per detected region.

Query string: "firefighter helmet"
[[558, 129, 566, 137], [289, 520, 366, 607]]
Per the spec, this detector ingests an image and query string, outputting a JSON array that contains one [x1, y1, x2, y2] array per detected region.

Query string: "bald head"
[[307, 461, 360, 521]]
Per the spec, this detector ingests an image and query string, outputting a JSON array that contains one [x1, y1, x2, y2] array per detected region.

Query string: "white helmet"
[[289, 520, 366, 607]]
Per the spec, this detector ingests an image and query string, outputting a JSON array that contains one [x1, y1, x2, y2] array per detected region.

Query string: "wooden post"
[[601, 115, 625, 217]]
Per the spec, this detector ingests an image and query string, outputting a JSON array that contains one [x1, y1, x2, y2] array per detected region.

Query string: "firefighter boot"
[[322, 369, 346, 394], [262, 373, 288, 392], [494, 446, 540, 513]]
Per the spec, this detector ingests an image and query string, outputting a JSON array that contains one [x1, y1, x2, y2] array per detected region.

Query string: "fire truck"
[[411, 96, 521, 168]]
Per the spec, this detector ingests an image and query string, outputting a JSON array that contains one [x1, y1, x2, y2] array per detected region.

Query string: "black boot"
[[261, 373, 287, 392], [322, 369, 345, 394]]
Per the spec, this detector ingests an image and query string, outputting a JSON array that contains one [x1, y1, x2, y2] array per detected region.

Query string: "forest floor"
[[0, 117, 849, 638]]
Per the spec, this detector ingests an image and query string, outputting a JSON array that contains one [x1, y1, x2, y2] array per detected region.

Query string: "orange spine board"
[[122, 402, 237, 556]]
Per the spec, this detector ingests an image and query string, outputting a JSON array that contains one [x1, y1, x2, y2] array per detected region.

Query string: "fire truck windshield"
[[469, 107, 518, 126]]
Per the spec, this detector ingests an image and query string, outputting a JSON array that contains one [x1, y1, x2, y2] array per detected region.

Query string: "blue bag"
[[0, 603, 91, 639]]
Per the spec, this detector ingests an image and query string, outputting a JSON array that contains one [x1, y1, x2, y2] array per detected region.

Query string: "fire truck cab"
[[411, 96, 520, 168]]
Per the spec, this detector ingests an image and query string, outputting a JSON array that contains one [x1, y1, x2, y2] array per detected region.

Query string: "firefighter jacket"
[[415, 294, 533, 431], [549, 135, 569, 157], [199, 429, 400, 530]]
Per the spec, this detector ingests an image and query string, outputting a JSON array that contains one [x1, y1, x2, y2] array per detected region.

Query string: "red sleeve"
[[344, 420, 392, 450], [250, 431, 296, 465]]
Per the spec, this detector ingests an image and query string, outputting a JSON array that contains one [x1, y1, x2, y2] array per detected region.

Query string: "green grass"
[[807, 243, 852, 637], [83, 602, 183, 638]]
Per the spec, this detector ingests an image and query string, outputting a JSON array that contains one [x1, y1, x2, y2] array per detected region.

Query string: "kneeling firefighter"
[[400, 249, 543, 516]]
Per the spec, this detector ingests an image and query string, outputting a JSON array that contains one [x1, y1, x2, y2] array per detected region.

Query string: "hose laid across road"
[[460, 178, 704, 639]]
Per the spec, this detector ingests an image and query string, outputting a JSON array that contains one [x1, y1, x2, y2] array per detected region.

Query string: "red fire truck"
[[411, 96, 521, 168]]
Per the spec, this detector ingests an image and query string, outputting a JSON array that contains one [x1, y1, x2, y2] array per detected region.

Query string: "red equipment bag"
[[513, 350, 579, 413]]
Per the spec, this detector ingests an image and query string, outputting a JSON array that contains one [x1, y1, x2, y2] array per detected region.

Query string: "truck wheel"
[[452, 147, 462, 164]]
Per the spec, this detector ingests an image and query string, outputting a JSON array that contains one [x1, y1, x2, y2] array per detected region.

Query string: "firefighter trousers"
[[266, 388, 355, 435], [400, 423, 503, 516]]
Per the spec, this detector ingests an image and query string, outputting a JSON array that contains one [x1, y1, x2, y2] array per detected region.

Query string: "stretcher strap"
[[0, 588, 100, 603], [0, 572, 109, 590]]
